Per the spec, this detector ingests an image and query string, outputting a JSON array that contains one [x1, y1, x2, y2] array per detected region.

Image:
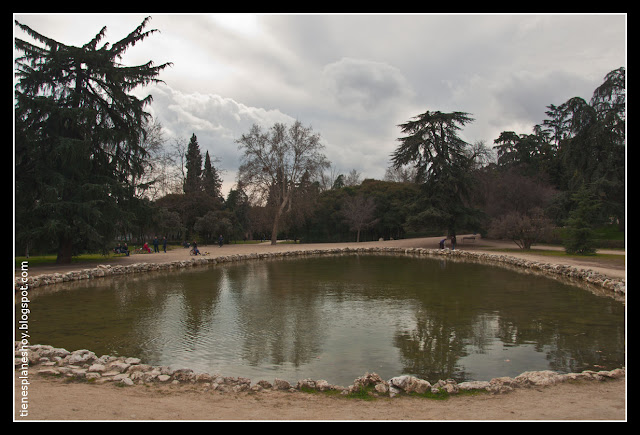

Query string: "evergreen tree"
[[14, 17, 170, 262], [563, 185, 601, 255], [391, 110, 482, 234], [183, 133, 203, 194], [202, 150, 223, 199], [558, 68, 625, 230]]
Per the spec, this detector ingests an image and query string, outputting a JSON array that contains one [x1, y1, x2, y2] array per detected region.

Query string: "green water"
[[19, 254, 625, 386]]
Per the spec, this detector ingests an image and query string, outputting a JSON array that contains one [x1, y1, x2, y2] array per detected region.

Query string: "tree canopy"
[[14, 17, 171, 262], [236, 121, 330, 244], [391, 110, 483, 235], [14, 16, 623, 257]]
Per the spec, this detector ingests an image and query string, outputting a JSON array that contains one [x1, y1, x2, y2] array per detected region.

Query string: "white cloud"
[[15, 13, 626, 192], [321, 57, 415, 120], [141, 84, 297, 193]]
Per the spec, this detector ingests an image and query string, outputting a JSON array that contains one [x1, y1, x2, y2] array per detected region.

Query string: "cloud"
[[141, 84, 297, 192], [321, 57, 415, 120], [16, 13, 626, 192]]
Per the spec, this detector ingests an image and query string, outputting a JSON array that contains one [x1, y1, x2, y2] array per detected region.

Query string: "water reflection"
[[22, 255, 625, 386]]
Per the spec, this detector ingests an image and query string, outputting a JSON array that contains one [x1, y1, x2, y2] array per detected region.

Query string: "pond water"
[[21, 254, 625, 387]]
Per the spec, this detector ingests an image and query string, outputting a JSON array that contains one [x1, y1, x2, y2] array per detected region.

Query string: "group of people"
[[116, 235, 225, 256], [439, 235, 457, 250], [115, 236, 168, 255], [113, 243, 129, 256], [142, 236, 167, 253]]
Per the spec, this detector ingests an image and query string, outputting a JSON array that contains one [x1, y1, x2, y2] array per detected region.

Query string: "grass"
[[14, 244, 189, 269], [15, 252, 124, 268]]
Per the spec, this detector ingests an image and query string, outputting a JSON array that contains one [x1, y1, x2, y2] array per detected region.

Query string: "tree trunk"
[[56, 236, 73, 264], [271, 193, 291, 245], [270, 216, 279, 245]]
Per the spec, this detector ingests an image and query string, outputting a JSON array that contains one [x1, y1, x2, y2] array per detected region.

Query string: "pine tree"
[[14, 17, 171, 262]]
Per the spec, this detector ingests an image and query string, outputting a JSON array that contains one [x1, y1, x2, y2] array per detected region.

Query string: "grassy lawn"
[[15, 252, 128, 269], [14, 245, 180, 269]]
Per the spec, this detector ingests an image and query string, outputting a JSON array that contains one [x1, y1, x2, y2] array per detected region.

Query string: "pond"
[[21, 254, 625, 387]]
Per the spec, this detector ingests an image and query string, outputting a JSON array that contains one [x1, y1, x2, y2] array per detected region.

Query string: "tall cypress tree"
[[202, 150, 223, 199], [15, 17, 171, 262], [183, 133, 203, 194]]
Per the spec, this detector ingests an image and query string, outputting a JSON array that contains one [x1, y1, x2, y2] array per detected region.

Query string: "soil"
[[14, 237, 626, 421]]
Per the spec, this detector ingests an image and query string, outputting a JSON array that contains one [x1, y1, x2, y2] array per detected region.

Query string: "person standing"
[[163, 236, 167, 253], [451, 234, 456, 251], [218, 234, 224, 247], [153, 236, 159, 253]]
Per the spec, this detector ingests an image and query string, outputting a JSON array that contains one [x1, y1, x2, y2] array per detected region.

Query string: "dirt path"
[[14, 237, 626, 421], [17, 236, 626, 279], [15, 372, 625, 421]]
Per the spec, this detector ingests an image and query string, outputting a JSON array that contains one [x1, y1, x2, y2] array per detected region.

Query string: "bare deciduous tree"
[[488, 207, 554, 249], [342, 195, 378, 242], [236, 121, 330, 245]]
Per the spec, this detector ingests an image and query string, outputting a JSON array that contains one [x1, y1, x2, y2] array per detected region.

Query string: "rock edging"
[[14, 246, 626, 296], [16, 343, 625, 397], [15, 247, 625, 399]]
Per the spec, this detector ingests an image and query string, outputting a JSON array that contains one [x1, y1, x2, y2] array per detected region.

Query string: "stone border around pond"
[[14, 246, 626, 296], [14, 247, 626, 397], [15, 343, 626, 397]]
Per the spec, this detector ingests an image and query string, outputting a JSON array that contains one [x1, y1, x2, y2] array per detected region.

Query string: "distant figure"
[[143, 242, 151, 253], [218, 234, 224, 247], [163, 236, 167, 253], [153, 236, 159, 253], [439, 238, 446, 249], [451, 234, 456, 251]]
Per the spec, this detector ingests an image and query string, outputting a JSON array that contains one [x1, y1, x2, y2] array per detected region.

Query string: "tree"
[[488, 208, 554, 250], [183, 133, 203, 194], [225, 184, 251, 241], [493, 131, 555, 177], [341, 194, 378, 242], [563, 185, 601, 255], [391, 110, 481, 234], [557, 69, 625, 230], [236, 121, 330, 244], [14, 17, 171, 262], [384, 164, 417, 183], [344, 169, 362, 187], [202, 150, 223, 199]]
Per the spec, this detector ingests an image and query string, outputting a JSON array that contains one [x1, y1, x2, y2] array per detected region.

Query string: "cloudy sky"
[[14, 13, 626, 195]]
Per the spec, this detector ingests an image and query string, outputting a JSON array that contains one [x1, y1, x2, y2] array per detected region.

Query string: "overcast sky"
[[14, 13, 626, 195]]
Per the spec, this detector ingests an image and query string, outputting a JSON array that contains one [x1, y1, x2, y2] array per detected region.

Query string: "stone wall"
[[14, 247, 626, 397]]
